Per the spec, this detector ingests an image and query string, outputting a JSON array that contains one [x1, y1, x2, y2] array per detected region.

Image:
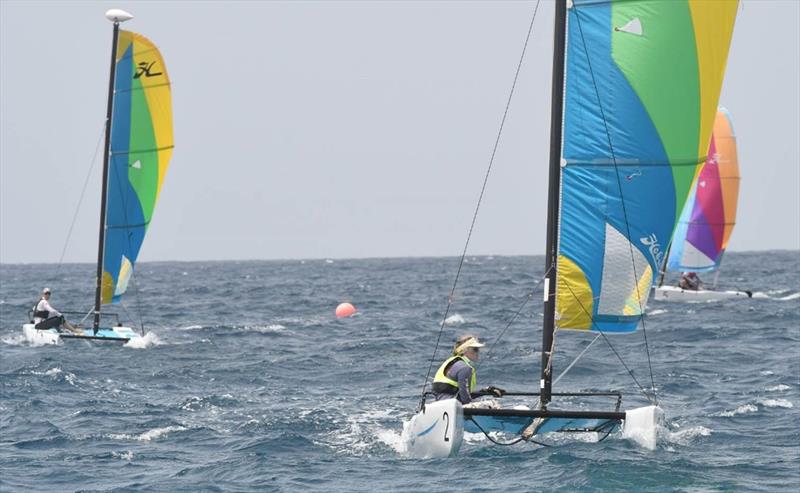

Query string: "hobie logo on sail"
[[134, 61, 162, 79], [639, 234, 664, 266]]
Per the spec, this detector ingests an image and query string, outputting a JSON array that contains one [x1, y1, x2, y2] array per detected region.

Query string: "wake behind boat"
[[22, 9, 173, 345], [407, 0, 738, 458]]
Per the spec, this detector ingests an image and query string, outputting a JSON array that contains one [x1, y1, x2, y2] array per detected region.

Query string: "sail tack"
[[555, 0, 737, 332], [666, 109, 740, 272], [102, 30, 173, 304]]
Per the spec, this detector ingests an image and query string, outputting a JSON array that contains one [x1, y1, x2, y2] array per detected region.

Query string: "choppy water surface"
[[1, 252, 798, 492]]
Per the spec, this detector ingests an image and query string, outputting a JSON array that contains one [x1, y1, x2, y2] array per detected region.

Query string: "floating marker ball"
[[336, 302, 356, 318]]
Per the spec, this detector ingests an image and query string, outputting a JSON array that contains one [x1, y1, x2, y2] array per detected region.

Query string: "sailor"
[[32, 288, 80, 334], [679, 272, 702, 291], [432, 334, 505, 404]]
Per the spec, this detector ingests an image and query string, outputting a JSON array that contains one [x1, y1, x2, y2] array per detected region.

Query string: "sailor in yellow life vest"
[[432, 335, 505, 404]]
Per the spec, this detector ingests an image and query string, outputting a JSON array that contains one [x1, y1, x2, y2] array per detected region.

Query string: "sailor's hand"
[[483, 386, 506, 398]]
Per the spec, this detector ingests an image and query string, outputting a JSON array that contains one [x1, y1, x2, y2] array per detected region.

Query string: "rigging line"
[[127, 267, 146, 336], [56, 123, 107, 272], [480, 265, 552, 367], [478, 291, 534, 366], [560, 277, 655, 404], [552, 333, 600, 387], [418, 0, 543, 399], [572, 7, 657, 403], [530, 331, 598, 409], [467, 418, 532, 446]]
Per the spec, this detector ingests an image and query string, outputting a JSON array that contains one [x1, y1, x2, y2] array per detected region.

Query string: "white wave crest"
[[778, 292, 800, 301], [715, 404, 758, 417], [766, 384, 791, 392], [1, 334, 31, 346], [647, 309, 668, 316], [107, 425, 186, 442], [665, 425, 712, 446], [178, 324, 204, 331], [124, 332, 161, 349], [245, 324, 286, 333], [3, 332, 56, 347], [444, 314, 465, 325], [759, 398, 793, 409], [112, 450, 134, 461], [377, 426, 408, 454]]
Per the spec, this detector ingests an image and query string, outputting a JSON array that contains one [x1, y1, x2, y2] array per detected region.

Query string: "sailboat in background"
[[407, 0, 738, 458], [654, 108, 752, 301], [23, 9, 174, 344]]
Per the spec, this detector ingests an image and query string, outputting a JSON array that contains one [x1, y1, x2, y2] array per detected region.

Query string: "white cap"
[[455, 336, 485, 355], [42, 287, 51, 294]]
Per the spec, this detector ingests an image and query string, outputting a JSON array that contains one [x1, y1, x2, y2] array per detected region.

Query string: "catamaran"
[[23, 9, 174, 344], [407, 0, 738, 458], [654, 108, 751, 302]]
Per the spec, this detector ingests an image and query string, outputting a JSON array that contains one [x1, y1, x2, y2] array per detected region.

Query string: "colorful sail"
[[102, 30, 173, 304], [555, 0, 737, 332], [665, 109, 740, 272]]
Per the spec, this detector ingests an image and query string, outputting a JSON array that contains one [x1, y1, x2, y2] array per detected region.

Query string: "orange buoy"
[[335, 302, 356, 318]]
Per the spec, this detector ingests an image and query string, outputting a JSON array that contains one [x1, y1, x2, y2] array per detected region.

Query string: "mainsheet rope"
[[418, 0, 543, 404]]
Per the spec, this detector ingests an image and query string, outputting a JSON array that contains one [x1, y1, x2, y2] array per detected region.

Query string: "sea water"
[[1, 252, 798, 492]]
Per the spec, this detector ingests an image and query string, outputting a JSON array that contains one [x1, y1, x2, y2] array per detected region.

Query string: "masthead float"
[[23, 9, 174, 344]]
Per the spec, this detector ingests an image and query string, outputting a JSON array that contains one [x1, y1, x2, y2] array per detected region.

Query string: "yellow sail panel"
[[555, 255, 594, 330]]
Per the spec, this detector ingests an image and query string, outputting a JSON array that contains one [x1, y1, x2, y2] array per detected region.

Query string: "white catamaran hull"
[[22, 324, 140, 344], [653, 285, 752, 302], [407, 399, 464, 459], [407, 401, 663, 458]]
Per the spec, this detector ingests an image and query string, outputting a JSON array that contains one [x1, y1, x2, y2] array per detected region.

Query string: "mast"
[[94, 9, 133, 332], [540, 0, 568, 409], [657, 243, 672, 287]]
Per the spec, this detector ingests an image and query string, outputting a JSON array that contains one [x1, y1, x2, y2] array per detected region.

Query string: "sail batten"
[[554, 0, 738, 332], [102, 30, 173, 304]]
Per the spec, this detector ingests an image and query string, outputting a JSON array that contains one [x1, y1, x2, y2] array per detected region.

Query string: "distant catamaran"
[[655, 108, 751, 301], [407, 0, 738, 458], [23, 9, 173, 344]]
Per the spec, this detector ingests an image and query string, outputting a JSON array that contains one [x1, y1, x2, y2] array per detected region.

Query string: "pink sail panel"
[[666, 109, 740, 272]]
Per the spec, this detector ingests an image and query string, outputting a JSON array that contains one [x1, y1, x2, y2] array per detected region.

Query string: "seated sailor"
[[33, 287, 80, 334], [432, 334, 505, 404], [679, 272, 703, 291]]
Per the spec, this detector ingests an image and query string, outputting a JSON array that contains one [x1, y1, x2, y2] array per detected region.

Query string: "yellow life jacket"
[[433, 355, 477, 393]]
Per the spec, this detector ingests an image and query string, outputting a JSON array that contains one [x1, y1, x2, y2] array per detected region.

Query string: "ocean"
[[1, 252, 798, 492]]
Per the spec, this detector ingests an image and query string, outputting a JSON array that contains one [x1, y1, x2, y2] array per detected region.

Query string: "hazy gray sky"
[[1, 0, 798, 264]]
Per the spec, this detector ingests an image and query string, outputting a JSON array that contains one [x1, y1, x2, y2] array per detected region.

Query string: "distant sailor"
[[679, 272, 703, 291], [32, 288, 81, 334], [432, 334, 505, 404]]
